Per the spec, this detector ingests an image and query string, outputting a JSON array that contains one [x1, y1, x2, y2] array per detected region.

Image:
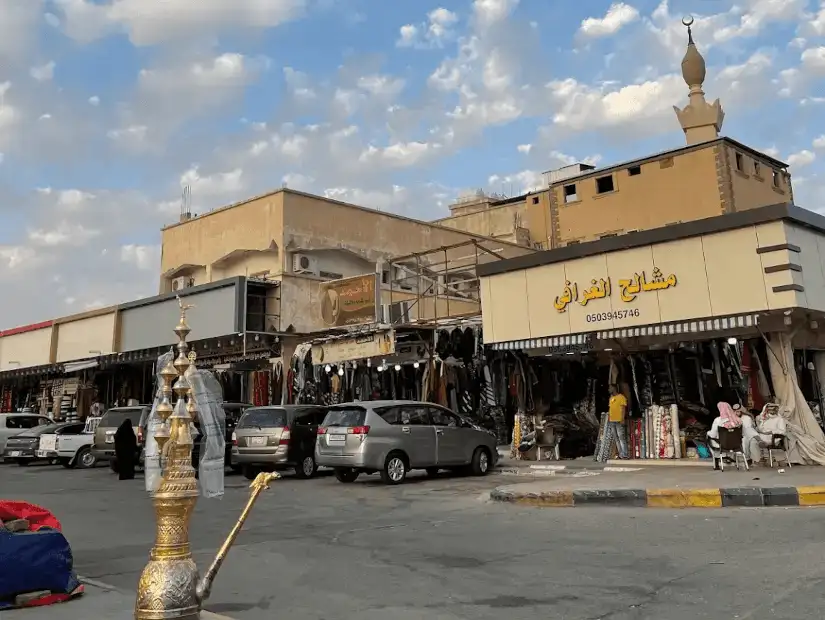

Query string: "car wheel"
[[16, 459, 29, 467], [334, 468, 360, 483], [295, 455, 317, 479], [242, 465, 259, 481], [109, 459, 119, 473], [470, 447, 491, 476], [380, 452, 408, 485], [76, 447, 97, 469], [426, 467, 440, 477], [60, 457, 74, 469]]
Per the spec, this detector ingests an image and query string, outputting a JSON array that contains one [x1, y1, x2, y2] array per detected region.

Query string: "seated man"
[[733, 404, 764, 465]]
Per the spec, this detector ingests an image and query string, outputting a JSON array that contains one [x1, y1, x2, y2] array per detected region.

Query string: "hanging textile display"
[[765, 333, 825, 466]]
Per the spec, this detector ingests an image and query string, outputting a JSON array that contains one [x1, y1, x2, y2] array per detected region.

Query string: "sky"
[[0, 0, 823, 329]]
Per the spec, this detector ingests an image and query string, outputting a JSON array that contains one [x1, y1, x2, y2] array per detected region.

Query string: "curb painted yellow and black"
[[489, 485, 825, 508]]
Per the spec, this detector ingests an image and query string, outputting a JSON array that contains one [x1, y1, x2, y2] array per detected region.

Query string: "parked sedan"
[[3, 422, 78, 466], [315, 400, 498, 485]]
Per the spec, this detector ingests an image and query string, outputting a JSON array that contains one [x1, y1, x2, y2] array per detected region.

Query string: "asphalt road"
[[3, 461, 825, 620]]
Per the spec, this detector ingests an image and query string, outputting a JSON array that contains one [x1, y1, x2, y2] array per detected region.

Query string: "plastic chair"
[[767, 434, 792, 469], [717, 427, 748, 471]]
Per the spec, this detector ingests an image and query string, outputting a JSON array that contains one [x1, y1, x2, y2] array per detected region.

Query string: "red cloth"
[[0, 501, 62, 532]]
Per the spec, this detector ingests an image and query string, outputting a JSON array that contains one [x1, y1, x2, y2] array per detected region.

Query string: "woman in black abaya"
[[114, 419, 137, 480]]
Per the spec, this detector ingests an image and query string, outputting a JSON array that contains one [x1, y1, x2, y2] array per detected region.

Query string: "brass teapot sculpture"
[[135, 299, 278, 620]]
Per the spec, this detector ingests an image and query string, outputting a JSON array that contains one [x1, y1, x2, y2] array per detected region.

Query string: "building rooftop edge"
[[476, 203, 820, 278]]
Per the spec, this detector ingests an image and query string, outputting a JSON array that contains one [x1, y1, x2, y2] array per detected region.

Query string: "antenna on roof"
[[180, 185, 192, 223]]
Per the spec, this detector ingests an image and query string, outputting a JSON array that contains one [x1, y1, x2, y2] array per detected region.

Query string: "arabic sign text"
[[554, 267, 677, 313]]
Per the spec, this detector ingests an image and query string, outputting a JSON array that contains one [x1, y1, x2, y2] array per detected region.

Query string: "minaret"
[[672, 16, 724, 145]]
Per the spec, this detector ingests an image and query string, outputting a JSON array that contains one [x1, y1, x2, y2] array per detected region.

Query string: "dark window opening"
[[735, 152, 744, 171], [596, 175, 615, 194], [773, 170, 781, 187], [319, 270, 343, 280], [531, 196, 539, 204], [381, 270, 390, 284], [754, 162, 761, 177], [563, 184, 578, 203], [246, 284, 269, 333], [628, 165, 641, 176]]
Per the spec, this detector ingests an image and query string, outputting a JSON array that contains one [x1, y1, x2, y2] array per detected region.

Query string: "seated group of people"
[[706, 402, 787, 468]]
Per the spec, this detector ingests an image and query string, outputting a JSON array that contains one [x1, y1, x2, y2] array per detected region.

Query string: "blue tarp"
[[0, 528, 81, 608]]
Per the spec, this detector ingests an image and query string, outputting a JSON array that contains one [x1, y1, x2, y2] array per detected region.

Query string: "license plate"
[[105, 436, 114, 443], [250, 437, 267, 446], [328, 434, 345, 443], [36, 450, 50, 458], [9, 451, 20, 457]]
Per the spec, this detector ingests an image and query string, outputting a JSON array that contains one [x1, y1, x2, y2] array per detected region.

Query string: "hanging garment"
[[765, 333, 825, 465]]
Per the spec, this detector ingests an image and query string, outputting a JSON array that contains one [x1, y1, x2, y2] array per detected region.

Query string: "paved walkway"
[[490, 465, 825, 508], [2, 580, 234, 620]]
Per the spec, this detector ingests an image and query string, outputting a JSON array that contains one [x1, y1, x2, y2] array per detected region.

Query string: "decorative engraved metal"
[[135, 297, 280, 619]]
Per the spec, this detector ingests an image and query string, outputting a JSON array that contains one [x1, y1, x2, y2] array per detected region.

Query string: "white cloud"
[[53, 0, 306, 46], [578, 3, 640, 39], [356, 75, 405, 98], [397, 7, 458, 48], [814, 135, 825, 150], [473, 0, 519, 28], [517, 144, 532, 154], [180, 166, 245, 198], [0, 82, 19, 144], [88, 95, 100, 106], [120, 244, 158, 270], [801, 47, 825, 74], [788, 150, 816, 168], [107, 124, 148, 148], [0, 0, 42, 62], [28, 222, 100, 247], [30, 61, 56, 82]]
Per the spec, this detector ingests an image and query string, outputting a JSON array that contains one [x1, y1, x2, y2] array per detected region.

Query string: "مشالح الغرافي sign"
[[553, 267, 677, 313], [312, 330, 395, 365]]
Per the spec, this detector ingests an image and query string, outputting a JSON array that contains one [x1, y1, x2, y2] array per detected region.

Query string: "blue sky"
[[0, 0, 823, 327]]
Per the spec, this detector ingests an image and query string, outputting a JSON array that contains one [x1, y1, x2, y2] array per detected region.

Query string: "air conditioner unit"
[[171, 276, 194, 291], [292, 253, 319, 275], [381, 301, 411, 324]]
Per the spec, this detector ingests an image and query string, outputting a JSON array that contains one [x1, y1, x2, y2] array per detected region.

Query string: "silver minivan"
[[315, 400, 498, 485]]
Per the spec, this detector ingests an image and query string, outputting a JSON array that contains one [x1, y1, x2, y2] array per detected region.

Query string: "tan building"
[[436, 26, 793, 250], [160, 188, 533, 336]]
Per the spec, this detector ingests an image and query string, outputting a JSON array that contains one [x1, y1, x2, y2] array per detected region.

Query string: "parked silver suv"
[[315, 400, 497, 485]]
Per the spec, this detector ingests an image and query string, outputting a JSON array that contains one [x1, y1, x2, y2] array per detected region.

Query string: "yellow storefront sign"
[[554, 268, 678, 312]]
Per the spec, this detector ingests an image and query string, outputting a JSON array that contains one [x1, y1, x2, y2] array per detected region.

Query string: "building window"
[[595, 175, 615, 194], [563, 184, 578, 203], [754, 162, 761, 178], [660, 157, 674, 169], [628, 166, 641, 176], [381, 270, 390, 284], [773, 170, 781, 187], [735, 152, 744, 171], [531, 196, 539, 204]]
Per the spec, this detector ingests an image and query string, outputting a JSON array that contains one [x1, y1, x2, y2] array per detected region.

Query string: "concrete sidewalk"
[[2, 580, 234, 620], [490, 465, 825, 508]]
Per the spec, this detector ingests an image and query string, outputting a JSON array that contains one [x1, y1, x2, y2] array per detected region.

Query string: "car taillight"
[[137, 428, 143, 444], [231, 431, 237, 446], [279, 426, 291, 445], [347, 426, 370, 435], [317, 427, 327, 435]]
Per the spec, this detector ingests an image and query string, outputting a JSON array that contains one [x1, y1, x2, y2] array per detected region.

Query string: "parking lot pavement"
[[3, 461, 825, 620]]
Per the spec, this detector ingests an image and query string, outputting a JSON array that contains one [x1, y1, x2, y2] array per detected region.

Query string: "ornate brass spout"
[[196, 471, 280, 602], [135, 298, 279, 620]]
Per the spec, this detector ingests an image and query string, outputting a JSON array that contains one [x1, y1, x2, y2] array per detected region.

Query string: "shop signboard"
[[312, 330, 395, 365], [318, 274, 379, 328], [480, 221, 803, 344]]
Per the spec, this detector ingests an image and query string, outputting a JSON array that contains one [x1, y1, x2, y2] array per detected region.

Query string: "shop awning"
[[63, 359, 99, 373], [487, 313, 760, 352], [596, 313, 759, 340], [489, 333, 591, 351]]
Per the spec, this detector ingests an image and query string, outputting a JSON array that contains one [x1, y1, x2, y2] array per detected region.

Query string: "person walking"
[[607, 384, 629, 459], [114, 419, 137, 480]]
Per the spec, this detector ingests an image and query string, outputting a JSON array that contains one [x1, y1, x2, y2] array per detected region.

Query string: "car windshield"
[[100, 409, 142, 427], [238, 408, 287, 429], [323, 407, 366, 427]]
